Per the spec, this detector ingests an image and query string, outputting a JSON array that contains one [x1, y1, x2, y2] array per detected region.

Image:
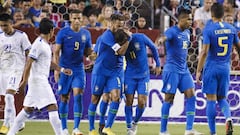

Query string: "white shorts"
[[23, 81, 57, 110], [0, 69, 23, 95]]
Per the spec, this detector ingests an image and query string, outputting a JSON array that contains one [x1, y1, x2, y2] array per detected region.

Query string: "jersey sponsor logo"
[[67, 36, 73, 39]]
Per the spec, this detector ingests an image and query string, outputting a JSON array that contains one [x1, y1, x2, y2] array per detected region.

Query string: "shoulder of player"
[[14, 29, 27, 35]]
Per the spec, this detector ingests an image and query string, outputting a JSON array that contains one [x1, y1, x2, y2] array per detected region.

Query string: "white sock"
[[7, 109, 29, 135], [4, 94, 16, 127], [49, 111, 62, 135]]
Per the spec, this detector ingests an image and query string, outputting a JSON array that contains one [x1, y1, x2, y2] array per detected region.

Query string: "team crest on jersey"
[[81, 34, 86, 43], [134, 42, 140, 50]]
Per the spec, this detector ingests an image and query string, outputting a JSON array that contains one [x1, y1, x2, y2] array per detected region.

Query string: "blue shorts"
[[161, 71, 194, 94], [91, 73, 123, 96], [58, 69, 85, 95], [202, 68, 229, 97], [124, 76, 149, 95]]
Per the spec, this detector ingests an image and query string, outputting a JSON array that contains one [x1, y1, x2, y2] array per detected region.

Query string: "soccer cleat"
[[184, 129, 203, 135], [102, 127, 115, 135], [127, 128, 134, 135], [226, 119, 233, 135], [89, 129, 99, 135], [131, 122, 138, 135], [72, 128, 83, 135], [159, 131, 170, 135], [98, 124, 107, 135], [18, 122, 25, 132], [0, 125, 9, 134], [62, 129, 70, 135]]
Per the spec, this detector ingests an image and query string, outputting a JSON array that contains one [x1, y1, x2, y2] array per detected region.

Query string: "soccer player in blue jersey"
[[124, 33, 161, 135], [88, 14, 131, 135], [196, 3, 240, 135], [54, 10, 93, 135], [158, 8, 203, 135]]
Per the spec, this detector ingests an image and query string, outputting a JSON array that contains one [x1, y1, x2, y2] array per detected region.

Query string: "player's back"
[[203, 22, 239, 66]]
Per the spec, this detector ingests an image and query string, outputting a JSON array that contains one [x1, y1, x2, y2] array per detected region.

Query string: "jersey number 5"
[[217, 36, 228, 56]]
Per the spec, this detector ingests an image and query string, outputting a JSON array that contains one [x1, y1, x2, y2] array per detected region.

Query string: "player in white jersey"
[[0, 13, 31, 134], [7, 18, 72, 135]]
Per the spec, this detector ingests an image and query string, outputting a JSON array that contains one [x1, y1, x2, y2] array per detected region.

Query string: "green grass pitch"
[[2, 121, 239, 135]]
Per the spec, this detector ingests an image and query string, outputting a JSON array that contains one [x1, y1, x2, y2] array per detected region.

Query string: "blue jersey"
[[56, 27, 92, 69], [163, 25, 191, 73], [203, 22, 239, 67], [92, 29, 123, 76], [125, 33, 160, 78]]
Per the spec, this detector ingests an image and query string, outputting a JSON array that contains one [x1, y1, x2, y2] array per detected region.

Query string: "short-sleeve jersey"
[[203, 22, 239, 67], [0, 30, 31, 71], [28, 37, 52, 81], [125, 33, 160, 78], [92, 29, 123, 76], [56, 27, 92, 69], [163, 25, 191, 73]]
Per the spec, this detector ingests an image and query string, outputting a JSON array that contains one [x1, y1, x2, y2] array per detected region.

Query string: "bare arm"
[[196, 44, 209, 84], [19, 57, 34, 91], [53, 44, 61, 82], [116, 41, 130, 56]]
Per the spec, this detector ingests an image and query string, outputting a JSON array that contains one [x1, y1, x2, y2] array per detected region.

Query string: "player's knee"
[[61, 95, 69, 102], [91, 95, 100, 104]]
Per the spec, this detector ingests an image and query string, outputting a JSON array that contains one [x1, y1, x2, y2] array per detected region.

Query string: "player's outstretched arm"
[[196, 44, 209, 84], [19, 57, 34, 92], [50, 62, 72, 76]]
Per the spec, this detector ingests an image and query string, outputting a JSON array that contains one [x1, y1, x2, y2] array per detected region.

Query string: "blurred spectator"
[[77, 0, 86, 12], [42, 0, 61, 27], [86, 9, 101, 29], [114, 0, 122, 14], [194, 0, 212, 30], [28, 0, 42, 26], [98, 4, 114, 28], [68, 2, 78, 11], [223, 14, 234, 25], [136, 16, 152, 30], [13, 9, 34, 28], [223, 0, 237, 15], [164, 0, 179, 15], [82, 15, 89, 27], [234, 10, 240, 31], [19, 0, 31, 19], [83, 0, 102, 16], [0, 0, 15, 15], [34, 9, 50, 27], [120, 7, 132, 28]]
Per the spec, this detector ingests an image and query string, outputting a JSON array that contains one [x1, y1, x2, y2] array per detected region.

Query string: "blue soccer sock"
[[125, 105, 133, 128], [59, 101, 68, 129], [73, 94, 83, 129], [134, 106, 145, 123], [99, 100, 108, 125], [161, 102, 171, 133], [105, 101, 120, 128], [218, 99, 231, 119], [88, 103, 97, 131], [207, 100, 217, 134], [186, 96, 196, 130]]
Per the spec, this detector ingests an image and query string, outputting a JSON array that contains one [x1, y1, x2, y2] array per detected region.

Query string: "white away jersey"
[[28, 37, 52, 82], [0, 30, 31, 71]]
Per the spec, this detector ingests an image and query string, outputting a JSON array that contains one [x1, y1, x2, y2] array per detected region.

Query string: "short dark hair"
[[114, 29, 129, 46], [39, 18, 54, 34], [0, 13, 13, 21], [211, 3, 224, 19], [110, 13, 124, 22], [177, 7, 191, 20]]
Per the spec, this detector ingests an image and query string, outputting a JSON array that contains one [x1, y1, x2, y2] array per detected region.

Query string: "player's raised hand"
[[154, 66, 162, 76], [196, 71, 202, 85]]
